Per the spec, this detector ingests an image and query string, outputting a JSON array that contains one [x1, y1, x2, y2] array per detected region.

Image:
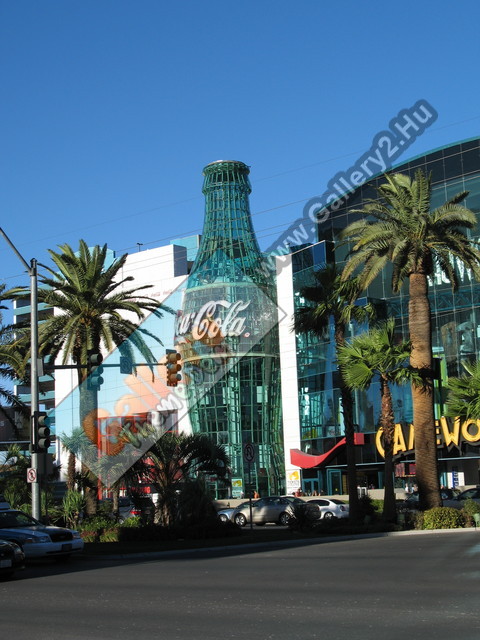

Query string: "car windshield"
[[0, 511, 41, 528]]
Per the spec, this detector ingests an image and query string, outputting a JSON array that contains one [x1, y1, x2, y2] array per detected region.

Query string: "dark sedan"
[[0, 538, 25, 579]]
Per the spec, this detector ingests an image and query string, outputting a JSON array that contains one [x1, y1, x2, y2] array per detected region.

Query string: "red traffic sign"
[[27, 468, 37, 483]]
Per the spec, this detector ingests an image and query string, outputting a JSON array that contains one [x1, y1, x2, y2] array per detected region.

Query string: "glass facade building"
[[290, 138, 480, 493], [179, 161, 283, 498]]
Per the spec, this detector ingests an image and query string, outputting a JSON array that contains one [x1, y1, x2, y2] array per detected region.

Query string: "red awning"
[[290, 433, 365, 469]]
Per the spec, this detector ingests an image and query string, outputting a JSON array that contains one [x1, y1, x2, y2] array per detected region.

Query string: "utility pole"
[[0, 228, 41, 520]]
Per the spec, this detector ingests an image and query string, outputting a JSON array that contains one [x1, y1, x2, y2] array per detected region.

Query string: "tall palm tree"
[[293, 265, 374, 521], [340, 169, 480, 509], [17, 241, 172, 514], [337, 319, 417, 521], [143, 432, 230, 528], [0, 283, 30, 436], [36, 241, 169, 382], [0, 326, 28, 432], [445, 360, 480, 421]]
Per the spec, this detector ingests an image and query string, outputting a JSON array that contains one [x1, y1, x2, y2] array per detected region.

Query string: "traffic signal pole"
[[30, 258, 41, 520], [0, 229, 41, 520]]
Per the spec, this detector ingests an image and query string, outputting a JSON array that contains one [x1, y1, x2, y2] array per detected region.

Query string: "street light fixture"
[[0, 228, 41, 520]]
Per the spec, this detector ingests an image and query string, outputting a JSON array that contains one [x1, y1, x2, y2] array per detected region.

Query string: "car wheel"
[[218, 514, 228, 523], [279, 512, 290, 526], [234, 513, 247, 527], [323, 511, 335, 519]]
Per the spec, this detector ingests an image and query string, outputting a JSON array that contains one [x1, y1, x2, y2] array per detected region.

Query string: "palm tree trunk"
[[67, 452, 76, 491], [335, 323, 359, 521], [380, 377, 396, 521], [79, 378, 99, 517], [409, 272, 441, 510], [112, 486, 119, 519]]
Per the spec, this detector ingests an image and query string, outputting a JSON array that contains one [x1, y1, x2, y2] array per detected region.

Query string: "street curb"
[[80, 526, 480, 561]]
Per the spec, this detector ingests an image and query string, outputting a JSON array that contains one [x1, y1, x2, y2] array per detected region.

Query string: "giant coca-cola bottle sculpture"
[[178, 160, 283, 498]]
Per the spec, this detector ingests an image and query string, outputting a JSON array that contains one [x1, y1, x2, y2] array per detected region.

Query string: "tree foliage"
[[340, 169, 480, 510], [293, 265, 374, 521], [445, 359, 480, 420], [337, 319, 414, 521], [142, 432, 230, 528]]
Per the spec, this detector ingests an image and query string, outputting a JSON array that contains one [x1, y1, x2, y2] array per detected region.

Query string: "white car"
[[0, 508, 84, 559], [307, 498, 349, 519]]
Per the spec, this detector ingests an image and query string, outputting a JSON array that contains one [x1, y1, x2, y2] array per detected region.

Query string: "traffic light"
[[166, 349, 182, 386], [87, 349, 104, 390], [34, 411, 51, 451]]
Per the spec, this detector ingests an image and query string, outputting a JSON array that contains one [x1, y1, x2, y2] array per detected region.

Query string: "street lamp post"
[[0, 228, 41, 520]]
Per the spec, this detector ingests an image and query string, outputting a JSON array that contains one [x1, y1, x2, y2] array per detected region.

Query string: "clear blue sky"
[[1, 0, 479, 290]]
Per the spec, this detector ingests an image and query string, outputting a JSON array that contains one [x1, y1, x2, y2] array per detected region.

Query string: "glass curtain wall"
[[179, 161, 283, 498]]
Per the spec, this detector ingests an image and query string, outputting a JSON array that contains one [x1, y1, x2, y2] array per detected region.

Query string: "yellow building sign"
[[375, 416, 480, 457]]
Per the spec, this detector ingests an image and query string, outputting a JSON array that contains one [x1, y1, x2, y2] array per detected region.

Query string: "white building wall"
[[54, 243, 194, 480], [276, 254, 302, 494]]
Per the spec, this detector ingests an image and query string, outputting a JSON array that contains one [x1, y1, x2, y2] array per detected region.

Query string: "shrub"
[[422, 507, 464, 530], [175, 519, 241, 540], [288, 503, 318, 531], [117, 523, 173, 542], [370, 499, 383, 514], [99, 527, 120, 543], [62, 490, 86, 529], [120, 516, 142, 528], [78, 516, 116, 542], [412, 511, 424, 530], [357, 495, 376, 522], [460, 499, 480, 527]]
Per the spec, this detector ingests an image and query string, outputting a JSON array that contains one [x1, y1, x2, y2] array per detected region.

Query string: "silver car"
[[217, 500, 252, 523], [231, 496, 294, 527]]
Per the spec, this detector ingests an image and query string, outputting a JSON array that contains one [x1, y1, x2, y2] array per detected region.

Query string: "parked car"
[[0, 509, 84, 559], [231, 496, 294, 527], [307, 498, 349, 519], [0, 538, 25, 579], [217, 500, 254, 523], [400, 488, 461, 511], [99, 495, 155, 522], [130, 496, 155, 522], [442, 487, 480, 509], [281, 496, 309, 505]]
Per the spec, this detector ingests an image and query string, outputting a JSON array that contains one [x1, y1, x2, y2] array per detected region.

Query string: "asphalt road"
[[2, 530, 480, 640]]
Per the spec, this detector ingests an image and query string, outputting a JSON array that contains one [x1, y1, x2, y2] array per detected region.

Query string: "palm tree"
[[445, 360, 480, 421], [340, 169, 480, 509], [36, 241, 169, 382], [142, 432, 230, 528], [293, 265, 374, 521], [60, 427, 93, 492], [16, 241, 173, 514], [0, 325, 28, 434], [0, 283, 31, 432], [0, 444, 31, 507], [337, 319, 416, 521]]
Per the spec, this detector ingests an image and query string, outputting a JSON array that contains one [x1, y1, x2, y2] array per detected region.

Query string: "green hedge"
[[422, 507, 464, 530]]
